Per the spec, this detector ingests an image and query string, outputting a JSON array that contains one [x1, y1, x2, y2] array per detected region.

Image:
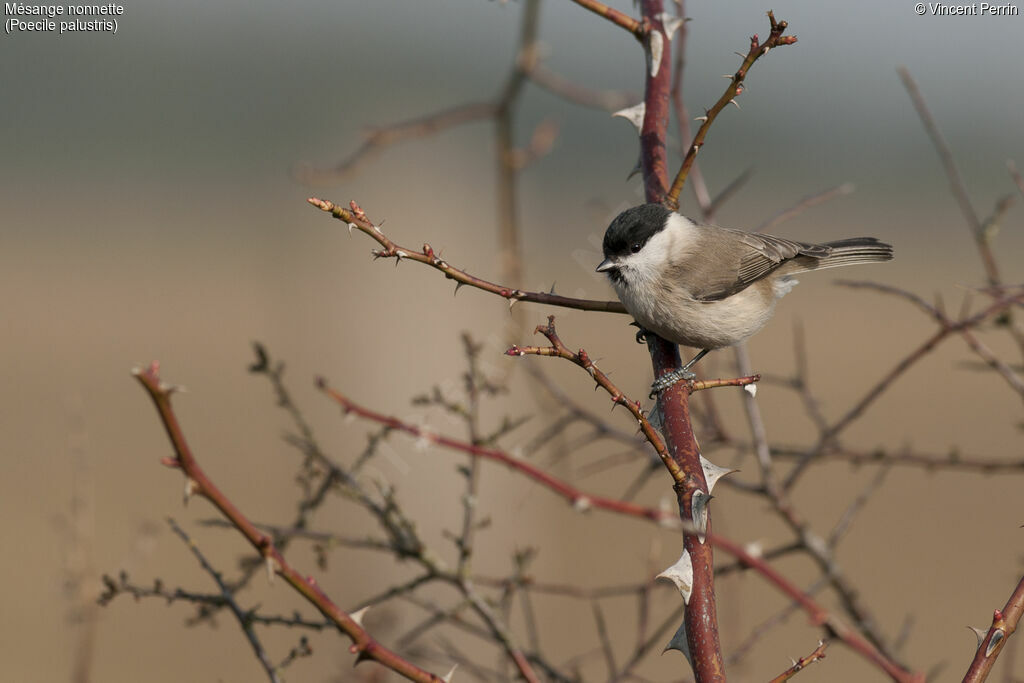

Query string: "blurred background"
[[3, 0, 1023, 681]]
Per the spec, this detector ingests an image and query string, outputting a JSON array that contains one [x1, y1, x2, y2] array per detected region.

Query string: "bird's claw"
[[649, 368, 695, 398], [631, 323, 649, 344]]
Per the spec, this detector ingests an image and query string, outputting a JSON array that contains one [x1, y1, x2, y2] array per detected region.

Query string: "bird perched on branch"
[[596, 203, 893, 394]]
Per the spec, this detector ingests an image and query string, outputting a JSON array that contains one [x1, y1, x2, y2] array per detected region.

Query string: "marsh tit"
[[596, 204, 894, 394]]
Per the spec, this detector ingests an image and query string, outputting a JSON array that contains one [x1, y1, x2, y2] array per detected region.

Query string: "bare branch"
[[569, 0, 647, 38], [131, 362, 447, 683], [961, 574, 1024, 682], [664, 11, 798, 209], [766, 640, 829, 683], [308, 197, 625, 314]]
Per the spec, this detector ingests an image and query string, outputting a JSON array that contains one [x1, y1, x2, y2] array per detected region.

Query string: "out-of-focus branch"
[[166, 518, 281, 683], [669, 0, 712, 215], [308, 197, 625, 313], [709, 531, 922, 682], [783, 288, 1024, 490], [317, 375, 681, 527], [295, 103, 498, 184], [569, 0, 647, 38], [754, 183, 855, 234], [131, 362, 447, 683], [664, 11, 797, 209], [836, 281, 1024, 401], [527, 62, 637, 112], [897, 67, 1001, 284]]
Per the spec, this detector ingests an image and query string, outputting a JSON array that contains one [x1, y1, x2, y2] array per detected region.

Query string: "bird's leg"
[[649, 348, 711, 397], [631, 322, 649, 344]]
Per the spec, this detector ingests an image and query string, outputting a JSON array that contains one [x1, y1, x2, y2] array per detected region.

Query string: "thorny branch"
[[766, 640, 828, 683], [961, 573, 1024, 682], [130, 362, 448, 683], [308, 197, 626, 314], [318, 372, 680, 527], [115, 3, 1024, 682], [663, 11, 797, 209]]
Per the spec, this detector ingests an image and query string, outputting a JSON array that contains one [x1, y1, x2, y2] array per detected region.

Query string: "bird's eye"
[[630, 243, 642, 254]]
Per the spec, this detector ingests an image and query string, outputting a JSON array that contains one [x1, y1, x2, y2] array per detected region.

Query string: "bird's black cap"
[[602, 203, 671, 258]]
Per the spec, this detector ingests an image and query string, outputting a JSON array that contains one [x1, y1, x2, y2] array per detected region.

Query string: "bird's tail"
[[787, 237, 894, 274]]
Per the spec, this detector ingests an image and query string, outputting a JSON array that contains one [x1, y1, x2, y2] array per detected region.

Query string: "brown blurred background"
[[3, 1, 1024, 681]]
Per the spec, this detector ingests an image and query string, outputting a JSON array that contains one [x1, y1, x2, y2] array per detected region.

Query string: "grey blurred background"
[[3, 1, 1023, 681]]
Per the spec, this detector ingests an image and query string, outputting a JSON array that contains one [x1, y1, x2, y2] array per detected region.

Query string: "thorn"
[[350, 605, 371, 627], [647, 30, 664, 77], [721, 74, 733, 79], [612, 102, 646, 132], [968, 626, 988, 647], [265, 555, 278, 585], [183, 478, 200, 505], [347, 222, 356, 236], [657, 13, 684, 40], [729, 99, 741, 110], [694, 115, 708, 122], [454, 282, 465, 296], [508, 298, 518, 311], [656, 550, 694, 604], [572, 496, 592, 513], [549, 282, 557, 294], [744, 383, 757, 397], [443, 664, 458, 682]]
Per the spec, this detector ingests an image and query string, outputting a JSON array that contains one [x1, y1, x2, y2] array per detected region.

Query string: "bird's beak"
[[595, 257, 616, 273]]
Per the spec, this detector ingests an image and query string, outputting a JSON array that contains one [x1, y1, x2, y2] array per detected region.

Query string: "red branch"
[[132, 362, 446, 683], [318, 370, 922, 681], [766, 640, 828, 682], [961, 573, 1024, 682], [308, 197, 625, 314], [317, 377, 679, 527], [570, 0, 647, 38], [664, 11, 797, 209], [637, 1, 727, 679], [507, 316, 680, 482]]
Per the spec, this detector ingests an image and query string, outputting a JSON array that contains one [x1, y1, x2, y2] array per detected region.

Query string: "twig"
[[131, 362, 447, 683], [664, 11, 797, 209], [897, 67, 1000, 286], [754, 182, 855, 234], [308, 197, 625, 314], [527, 62, 636, 112], [836, 281, 1024, 401], [295, 103, 498, 184], [669, 0, 713, 215], [166, 518, 282, 683], [768, 443, 1024, 474], [961, 574, 1024, 682], [507, 315, 679, 482], [317, 375, 681, 527], [569, 0, 646, 38], [766, 640, 829, 683]]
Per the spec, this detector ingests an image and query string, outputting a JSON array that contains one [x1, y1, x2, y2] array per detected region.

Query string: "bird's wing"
[[681, 228, 830, 302]]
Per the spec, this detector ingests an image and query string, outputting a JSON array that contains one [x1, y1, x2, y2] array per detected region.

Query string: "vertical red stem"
[[639, 3, 725, 679]]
